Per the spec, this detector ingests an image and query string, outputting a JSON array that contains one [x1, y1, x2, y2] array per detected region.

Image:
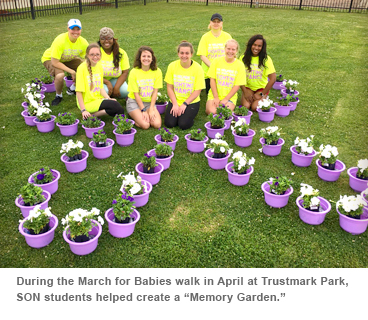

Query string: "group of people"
[[41, 14, 276, 131]]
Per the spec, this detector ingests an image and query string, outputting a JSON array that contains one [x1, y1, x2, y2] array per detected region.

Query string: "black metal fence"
[[1, 0, 367, 22]]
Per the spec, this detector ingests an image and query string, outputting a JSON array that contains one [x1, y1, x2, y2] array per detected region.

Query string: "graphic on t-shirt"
[[61, 49, 83, 61], [100, 60, 121, 78], [247, 63, 264, 80], [173, 75, 195, 95], [87, 74, 102, 94], [216, 68, 238, 88], [207, 43, 225, 60], [137, 79, 154, 98]]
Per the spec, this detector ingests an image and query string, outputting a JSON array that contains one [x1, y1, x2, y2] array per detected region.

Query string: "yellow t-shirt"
[[41, 32, 89, 63], [196, 31, 232, 78], [239, 55, 276, 91], [207, 57, 246, 104], [164, 60, 205, 106], [76, 61, 104, 113], [127, 67, 163, 102], [100, 47, 130, 80]]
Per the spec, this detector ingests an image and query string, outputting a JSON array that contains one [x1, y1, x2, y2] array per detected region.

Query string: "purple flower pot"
[[272, 82, 284, 90], [42, 82, 55, 93], [105, 208, 140, 238], [296, 196, 331, 225], [22, 110, 37, 126], [224, 116, 234, 130], [347, 167, 368, 192], [28, 169, 60, 195], [184, 134, 208, 153], [63, 220, 102, 255], [154, 134, 179, 151], [89, 138, 114, 159], [316, 159, 345, 182], [156, 102, 168, 114], [22, 101, 29, 110], [337, 207, 368, 235], [19, 214, 58, 248], [274, 103, 291, 117], [225, 162, 254, 186], [33, 115, 56, 133], [232, 129, 255, 148], [82, 121, 105, 139], [147, 149, 174, 171], [289, 100, 299, 111], [205, 149, 230, 170], [64, 76, 73, 88], [113, 128, 137, 147], [290, 146, 316, 167], [135, 162, 164, 186], [112, 119, 135, 128], [60, 150, 89, 173], [15, 190, 51, 218], [261, 181, 293, 208], [56, 119, 79, 136], [281, 89, 299, 97], [204, 121, 225, 139], [260, 138, 284, 157], [233, 110, 252, 124], [122, 180, 152, 208], [257, 107, 276, 123]]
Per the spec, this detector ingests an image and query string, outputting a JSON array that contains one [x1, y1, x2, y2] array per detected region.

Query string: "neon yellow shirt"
[[127, 67, 163, 102], [196, 31, 232, 78], [207, 57, 246, 104], [239, 55, 276, 91], [76, 61, 104, 112], [164, 60, 205, 106], [41, 32, 89, 63], [100, 47, 130, 80]]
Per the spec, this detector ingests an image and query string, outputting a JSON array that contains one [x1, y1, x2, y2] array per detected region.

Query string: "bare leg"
[[206, 100, 217, 115], [129, 109, 150, 130], [150, 109, 162, 129], [54, 72, 64, 95], [92, 109, 108, 117]]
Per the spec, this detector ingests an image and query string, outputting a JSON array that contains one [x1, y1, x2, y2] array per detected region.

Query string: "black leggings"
[[164, 101, 200, 130], [99, 99, 124, 117], [205, 78, 211, 95]]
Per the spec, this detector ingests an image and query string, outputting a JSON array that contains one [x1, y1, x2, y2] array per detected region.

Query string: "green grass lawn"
[[0, 3, 367, 268]]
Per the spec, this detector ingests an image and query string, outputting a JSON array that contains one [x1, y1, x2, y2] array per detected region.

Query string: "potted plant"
[[21, 100, 39, 126], [296, 183, 331, 225], [204, 113, 225, 138], [290, 135, 316, 167], [147, 143, 174, 171], [62, 207, 104, 255], [185, 128, 208, 153], [18, 205, 58, 248], [274, 95, 293, 117], [231, 118, 255, 148], [89, 130, 114, 160], [156, 90, 169, 114], [204, 133, 233, 170], [113, 118, 137, 147], [348, 159, 368, 192], [118, 171, 152, 207], [135, 153, 164, 186], [273, 74, 285, 90], [261, 176, 294, 208], [112, 113, 135, 128], [256, 97, 276, 122], [28, 166, 61, 195], [15, 183, 51, 218], [22, 85, 44, 110], [33, 105, 55, 133], [225, 151, 255, 186], [40, 74, 55, 93], [285, 94, 299, 111], [281, 79, 299, 96], [60, 139, 89, 173], [336, 194, 368, 235], [233, 105, 252, 123], [259, 126, 285, 156], [316, 144, 345, 182], [81, 116, 105, 139], [55, 112, 79, 136], [154, 127, 179, 150], [64, 72, 73, 87], [217, 105, 233, 129], [105, 194, 141, 238]]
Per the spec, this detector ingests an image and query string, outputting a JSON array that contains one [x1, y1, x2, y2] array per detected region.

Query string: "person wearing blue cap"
[[41, 19, 89, 106]]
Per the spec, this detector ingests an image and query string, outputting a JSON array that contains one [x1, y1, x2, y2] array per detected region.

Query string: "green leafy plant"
[[231, 151, 255, 174], [276, 74, 284, 82], [233, 105, 249, 116], [231, 118, 250, 136], [159, 127, 174, 142], [60, 140, 83, 158], [19, 183, 45, 206], [92, 130, 107, 145], [141, 153, 158, 170], [357, 159, 368, 179], [64, 71, 72, 80], [55, 112, 77, 125], [318, 144, 338, 165], [259, 126, 282, 145], [118, 171, 146, 196], [81, 115, 102, 128], [115, 117, 133, 134], [216, 105, 232, 120], [336, 195, 365, 218], [205, 133, 232, 155], [189, 128, 206, 141], [156, 90, 169, 104], [154, 143, 172, 157], [283, 79, 299, 92], [20, 205, 52, 234], [32, 167, 54, 185], [35, 106, 52, 121], [257, 97, 273, 111], [294, 135, 314, 155], [207, 113, 225, 128], [112, 194, 136, 221], [41, 74, 53, 84], [267, 176, 293, 195], [299, 183, 320, 209], [276, 94, 293, 106]]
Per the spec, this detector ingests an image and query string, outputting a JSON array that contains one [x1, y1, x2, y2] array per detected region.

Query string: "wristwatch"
[[259, 92, 264, 97], [183, 102, 188, 107], [141, 106, 148, 112]]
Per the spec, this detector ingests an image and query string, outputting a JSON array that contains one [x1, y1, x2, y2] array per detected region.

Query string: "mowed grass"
[[0, 3, 367, 268]]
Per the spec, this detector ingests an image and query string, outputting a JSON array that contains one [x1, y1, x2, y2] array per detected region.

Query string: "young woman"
[[76, 43, 125, 120], [197, 13, 232, 94], [206, 39, 246, 115], [98, 27, 130, 98], [164, 41, 205, 130], [126, 46, 162, 129], [240, 34, 276, 111]]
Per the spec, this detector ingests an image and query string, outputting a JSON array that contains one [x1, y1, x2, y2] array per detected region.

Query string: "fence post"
[[115, 0, 118, 9], [29, 0, 35, 19], [144, 0, 146, 5], [78, 0, 82, 15], [299, 0, 302, 10], [250, 0, 253, 9], [348, 0, 353, 12], [206, 0, 208, 6]]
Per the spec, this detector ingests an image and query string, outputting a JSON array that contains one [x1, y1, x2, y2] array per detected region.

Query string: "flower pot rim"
[[290, 146, 316, 157], [62, 219, 102, 245], [147, 148, 174, 159], [260, 137, 285, 146], [296, 196, 331, 215], [104, 208, 141, 227], [184, 133, 209, 143], [22, 110, 37, 118], [125, 179, 153, 197], [232, 128, 256, 138], [135, 162, 164, 174], [60, 149, 89, 164], [225, 162, 254, 176], [28, 169, 61, 186], [89, 138, 115, 149], [261, 181, 293, 197], [19, 214, 58, 238], [156, 101, 168, 106], [15, 190, 51, 209], [154, 133, 179, 143], [204, 148, 231, 160], [204, 121, 225, 130], [33, 115, 56, 124], [81, 120, 105, 130], [112, 119, 135, 127], [316, 159, 346, 173], [113, 128, 137, 136], [56, 119, 80, 127], [274, 102, 293, 108], [336, 207, 368, 222], [256, 107, 276, 113], [233, 110, 253, 117], [347, 167, 367, 180]]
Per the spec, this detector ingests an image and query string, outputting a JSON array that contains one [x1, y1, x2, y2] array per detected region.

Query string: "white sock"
[[70, 83, 76, 91], [56, 93, 63, 98]]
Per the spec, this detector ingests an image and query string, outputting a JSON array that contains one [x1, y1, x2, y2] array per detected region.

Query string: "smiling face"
[[210, 19, 223, 30], [140, 50, 152, 68], [99, 35, 114, 51], [68, 26, 81, 43], [225, 41, 238, 60], [178, 46, 192, 65], [251, 39, 263, 56], [88, 47, 101, 66]]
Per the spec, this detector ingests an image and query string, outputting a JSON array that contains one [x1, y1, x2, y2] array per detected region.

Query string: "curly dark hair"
[[242, 34, 267, 71], [133, 46, 157, 70]]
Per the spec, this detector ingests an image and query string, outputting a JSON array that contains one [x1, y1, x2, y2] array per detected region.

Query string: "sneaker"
[[66, 88, 76, 95], [51, 96, 63, 106]]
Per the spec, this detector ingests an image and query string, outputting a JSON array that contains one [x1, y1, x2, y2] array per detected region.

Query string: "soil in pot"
[[68, 154, 83, 161], [212, 153, 226, 159], [347, 214, 361, 220], [143, 166, 155, 173], [114, 216, 135, 224], [122, 129, 132, 135], [321, 163, 336, 170], [211, 125, 223, 129], [95, 142, 107, 148], [265, 139, 278, 145], [156, 155, 170, 159], [72, 234, 93, 242], [357, 173, 368, 180]]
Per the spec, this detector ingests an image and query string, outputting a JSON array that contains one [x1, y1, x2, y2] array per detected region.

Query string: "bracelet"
[[183, 102, 188, 107], [81, 109, 86, 113], [228, 100, 232, 103]]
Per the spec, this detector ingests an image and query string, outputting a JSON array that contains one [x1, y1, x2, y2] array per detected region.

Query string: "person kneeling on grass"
[[76, 43, 124, 120], [41, 19, 89, 106], [126, 46, 162, 129]]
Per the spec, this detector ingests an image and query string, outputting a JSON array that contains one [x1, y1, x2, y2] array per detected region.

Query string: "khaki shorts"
[[43, 58, 83, 77], [126, 97, 152, 114]]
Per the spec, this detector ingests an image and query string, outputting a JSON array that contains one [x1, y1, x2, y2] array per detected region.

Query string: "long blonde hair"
[[85, 43, 101, 90]]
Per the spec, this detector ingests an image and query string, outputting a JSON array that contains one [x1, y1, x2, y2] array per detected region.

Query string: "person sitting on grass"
[[127, 46, 162, 129], [240, 34, 276, 111], [76, 43, 124, 120], [41, 19, 89, 106]]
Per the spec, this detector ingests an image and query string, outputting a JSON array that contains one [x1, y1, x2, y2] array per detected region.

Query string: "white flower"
[[248, 157, 255, 166], [90, 207, 100, 216], [232, 151, 242, 160], [130, 183, 142, 195], [97, 216, 104, 226], [310, 197, 320, 207], [215, 132, 222, 139], [220, 146, 225, 153], [228, 148, 233, 155], [61, 218, 66, 225], [259, 148, 263, 153], [357, 159, 368, 173]]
